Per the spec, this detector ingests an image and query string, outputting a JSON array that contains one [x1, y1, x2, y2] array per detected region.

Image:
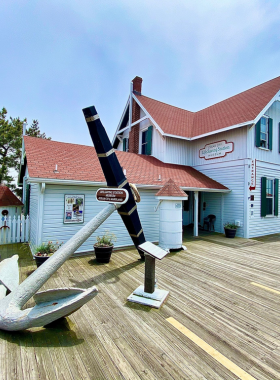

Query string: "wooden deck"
[[1, 233, 280, 380]]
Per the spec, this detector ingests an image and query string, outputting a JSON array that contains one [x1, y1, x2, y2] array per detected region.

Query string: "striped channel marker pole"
[[82, 105, 146, 260]]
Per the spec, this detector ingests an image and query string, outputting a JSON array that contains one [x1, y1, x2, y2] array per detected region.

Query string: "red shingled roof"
[[156, 179, 188, 197], [0, 186, 23, 207], [23, 136, 228, 191], [135, 76, 280, 138]]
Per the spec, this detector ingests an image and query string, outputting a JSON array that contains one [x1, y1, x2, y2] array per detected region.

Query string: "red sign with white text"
[[249, 159, 256, 191], [96, 188, 128, 204]]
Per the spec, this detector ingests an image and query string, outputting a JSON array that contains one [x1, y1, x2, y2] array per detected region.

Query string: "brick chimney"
[[129, 77, 143, 153], [132, 76, 142, 94]]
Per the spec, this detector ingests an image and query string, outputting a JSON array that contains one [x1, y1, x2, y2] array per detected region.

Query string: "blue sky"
[[1, 0, 280, 146]]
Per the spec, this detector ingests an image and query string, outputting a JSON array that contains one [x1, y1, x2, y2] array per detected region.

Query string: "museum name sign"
[[199, 140, 234, 160]]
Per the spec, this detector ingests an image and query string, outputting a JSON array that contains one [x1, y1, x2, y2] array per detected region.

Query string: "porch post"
[[194, 191, 199, 237]]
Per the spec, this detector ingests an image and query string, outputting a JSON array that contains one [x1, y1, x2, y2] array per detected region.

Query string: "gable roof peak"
[[0, 186, 23, 207], [134, 75, 280, 139]]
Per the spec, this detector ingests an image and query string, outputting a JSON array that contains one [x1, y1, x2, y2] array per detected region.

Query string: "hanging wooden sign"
[[96, 188, 129, 204], [199, 140, 234, 160]]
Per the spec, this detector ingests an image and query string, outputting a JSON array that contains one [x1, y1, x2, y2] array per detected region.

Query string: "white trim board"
[[112, 97, 129, 146], [27, 177, 229, 192], [132, 94, 165, 136], [193, 158, 247, 170]]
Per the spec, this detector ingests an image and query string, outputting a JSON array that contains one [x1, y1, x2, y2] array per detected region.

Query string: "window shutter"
[[274, 178, 279, 216], [279, 122, 280, 153], [24, 184, 30, 216], [268, 118, 273, 150], [255, 119, 261, 147], [123, 138, 126, 152], [146, 126, 153, 155], [261, 177, 267, 217]]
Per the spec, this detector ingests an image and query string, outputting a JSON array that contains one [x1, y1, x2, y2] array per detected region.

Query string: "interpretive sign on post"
[[96, 188, 129, 204]]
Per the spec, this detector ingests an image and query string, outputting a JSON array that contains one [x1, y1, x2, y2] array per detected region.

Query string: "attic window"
[[123, 138, 129, 152], [141, 126, 153, 155], [260, 117, 269, 148], [256, 116, 273, 150]]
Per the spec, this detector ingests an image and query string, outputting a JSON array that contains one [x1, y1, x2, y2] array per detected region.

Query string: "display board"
[[64, 194, 84, 223]]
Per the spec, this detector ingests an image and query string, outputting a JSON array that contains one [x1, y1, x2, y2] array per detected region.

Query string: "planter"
[[224, 228, 237, 238], [94, 245, 113, 263], [34, 255, 50, 267]]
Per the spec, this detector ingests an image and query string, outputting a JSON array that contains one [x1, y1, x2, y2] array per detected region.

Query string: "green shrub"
[[224, 222, 238, 230], [35, 241, 63, 256], [94, 231, 117, 247]]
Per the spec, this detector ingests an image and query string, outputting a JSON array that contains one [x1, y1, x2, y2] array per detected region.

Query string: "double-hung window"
[[123, 137, 129, 152], [261, 177, 279, 217], [141, 126, 153, 155], [260, 117, 269, 148], [256, 116, 273, 150], [266, 179, 274, 215]]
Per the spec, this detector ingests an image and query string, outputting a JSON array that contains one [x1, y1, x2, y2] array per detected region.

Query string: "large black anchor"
[[82, 106, 146, 260]]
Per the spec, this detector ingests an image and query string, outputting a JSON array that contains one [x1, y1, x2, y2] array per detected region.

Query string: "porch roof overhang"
[[26, 177, 231, 193]]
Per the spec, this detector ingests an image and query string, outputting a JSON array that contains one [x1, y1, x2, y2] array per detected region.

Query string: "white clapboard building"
[[20, 76, 280, 254]]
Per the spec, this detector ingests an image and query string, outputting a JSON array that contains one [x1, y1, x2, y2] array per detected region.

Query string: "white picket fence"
[[0, 215, 30, 245]]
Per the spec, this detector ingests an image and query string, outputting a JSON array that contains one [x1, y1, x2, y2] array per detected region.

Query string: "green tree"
[[0, 107, 24, 187], [0, 108, 50, 191], [26, 119, 51, 140]]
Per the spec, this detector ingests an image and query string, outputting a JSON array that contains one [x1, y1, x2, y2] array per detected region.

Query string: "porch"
[[1, 233, 280, 379], [183, 190, 230, 237]]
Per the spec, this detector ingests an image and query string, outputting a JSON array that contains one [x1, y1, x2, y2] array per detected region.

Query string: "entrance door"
[[182, 191, 190, 226]]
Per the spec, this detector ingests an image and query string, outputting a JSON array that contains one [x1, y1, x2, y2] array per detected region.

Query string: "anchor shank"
[[10, 203, 120, 308]]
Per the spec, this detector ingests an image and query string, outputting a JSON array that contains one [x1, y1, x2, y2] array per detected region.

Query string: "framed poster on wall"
[[64, 194, 84, 223]]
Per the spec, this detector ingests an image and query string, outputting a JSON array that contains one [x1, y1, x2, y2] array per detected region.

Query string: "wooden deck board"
[[1, 233, 280, 379]]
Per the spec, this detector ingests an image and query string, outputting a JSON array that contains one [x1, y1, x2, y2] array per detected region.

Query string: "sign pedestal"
[[127, 242, 169, 308]]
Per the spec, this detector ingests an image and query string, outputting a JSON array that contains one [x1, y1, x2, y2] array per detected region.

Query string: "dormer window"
[[256, 116, 273, 150]]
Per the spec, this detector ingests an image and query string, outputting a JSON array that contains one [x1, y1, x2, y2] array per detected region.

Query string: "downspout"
[[21, 122, 27, 165], [129, 81, 133, 132]]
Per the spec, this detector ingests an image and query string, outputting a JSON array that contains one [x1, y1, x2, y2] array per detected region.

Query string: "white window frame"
[[123, 137, 129, 152], [141, 128, 149, 155], [266, 177, 274, 216], [260, 116, 269, 149]]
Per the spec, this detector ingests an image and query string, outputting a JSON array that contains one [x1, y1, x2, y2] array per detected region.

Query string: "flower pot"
[[224, 228, 237, 238], [34, 255, 50, 267], [94, 245, 113, 263]]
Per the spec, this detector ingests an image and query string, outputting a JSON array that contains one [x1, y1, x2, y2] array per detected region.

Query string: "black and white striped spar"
[[82, 105, 146, 260]]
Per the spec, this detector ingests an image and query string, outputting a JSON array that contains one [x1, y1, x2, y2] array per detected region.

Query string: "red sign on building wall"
[[249, 159, 256, 191]]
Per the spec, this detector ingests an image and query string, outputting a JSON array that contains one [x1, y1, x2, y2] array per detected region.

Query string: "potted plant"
[[94, 231, 116, 263], [224, 222, 238, 238], [34, 241, 63, 267]]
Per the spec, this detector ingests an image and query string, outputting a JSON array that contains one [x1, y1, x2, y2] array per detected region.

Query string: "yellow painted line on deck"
[[251, 282, 280, 295], [166, 317, 257, 380]]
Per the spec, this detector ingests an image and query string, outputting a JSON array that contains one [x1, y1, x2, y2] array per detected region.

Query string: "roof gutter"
[[188, 121, 254, 140], [27, 177, 230, 192]]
